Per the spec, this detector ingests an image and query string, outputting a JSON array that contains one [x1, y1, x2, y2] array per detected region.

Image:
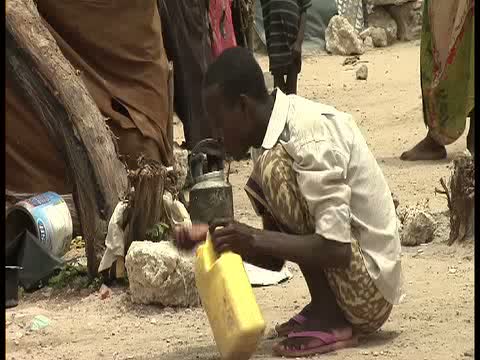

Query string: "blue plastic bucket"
[[6, 192, 73, 257]]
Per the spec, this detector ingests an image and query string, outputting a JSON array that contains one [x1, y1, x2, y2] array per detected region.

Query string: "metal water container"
[[188, 139, 234, 224]]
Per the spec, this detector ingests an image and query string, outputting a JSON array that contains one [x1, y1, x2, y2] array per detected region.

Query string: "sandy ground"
[[6, 42, 474, 360]]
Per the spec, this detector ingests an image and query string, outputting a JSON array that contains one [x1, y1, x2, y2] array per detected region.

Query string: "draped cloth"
[[159, 0, 214, 148], [6, 0, 171, 194], [421, 0, 475, 145]]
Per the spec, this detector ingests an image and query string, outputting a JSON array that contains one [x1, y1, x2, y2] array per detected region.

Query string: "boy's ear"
[[239, 94, 252, 118], [239, 94, 248, 111]]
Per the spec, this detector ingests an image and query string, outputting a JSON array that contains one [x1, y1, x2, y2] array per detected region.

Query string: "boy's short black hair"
[[203, 47, 269, 106]]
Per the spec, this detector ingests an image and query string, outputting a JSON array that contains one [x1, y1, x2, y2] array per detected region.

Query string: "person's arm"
[[212, 141, 353, 269], [296, 11, 307, 47], [292, 0, 311, 56], [252, 230, 351, 269], [242, 214, 285, 271]]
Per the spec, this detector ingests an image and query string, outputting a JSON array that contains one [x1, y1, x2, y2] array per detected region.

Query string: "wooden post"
[[167, 61, 174, 156], [6, 0, 129, 276], [436, 156, 475, 245], [125, 159, 168, 254]]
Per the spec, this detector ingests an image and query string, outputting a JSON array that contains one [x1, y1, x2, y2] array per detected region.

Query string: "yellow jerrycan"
[[195, 233, 266, 360]]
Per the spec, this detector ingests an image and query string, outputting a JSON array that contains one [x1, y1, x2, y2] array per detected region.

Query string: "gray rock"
[[371, 27, 388, 47], [388, 1, 423, 41], [356, 65, 369, 80], [125, 241, 200, 307], [367, 7, 398, 44], [364, 36, 374, 49], [367, 0, 410, 6], [360, 27, 373, 40], [325, 15, 365, 56], [399, 206, 436, 246]]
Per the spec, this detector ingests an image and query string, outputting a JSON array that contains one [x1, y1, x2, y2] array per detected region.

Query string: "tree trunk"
[[5, 0, 129, 276], [437, 156, 475, 245], [125, 159, 169, 254]]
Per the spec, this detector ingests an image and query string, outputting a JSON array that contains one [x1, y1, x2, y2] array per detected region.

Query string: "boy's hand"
[[174, 224, 209, 250], [210, 220, 256, 256]]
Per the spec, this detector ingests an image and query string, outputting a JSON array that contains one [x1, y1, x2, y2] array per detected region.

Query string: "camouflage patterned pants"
[[245, 144, 393, 334]]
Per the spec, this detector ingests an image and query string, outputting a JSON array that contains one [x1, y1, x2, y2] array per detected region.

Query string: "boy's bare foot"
[[400, 134, 447, 161]]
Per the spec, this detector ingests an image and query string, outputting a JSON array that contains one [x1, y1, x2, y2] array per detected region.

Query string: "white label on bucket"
[[21, 192, 73, 257]]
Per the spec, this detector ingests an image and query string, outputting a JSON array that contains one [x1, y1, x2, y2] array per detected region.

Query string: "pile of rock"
[[365, 0, 423, 47], [397, 202, 437, 246], [326, 0, 423, 55]]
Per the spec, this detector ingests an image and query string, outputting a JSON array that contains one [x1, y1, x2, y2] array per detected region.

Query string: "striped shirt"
[[260, 0, 312, 73]]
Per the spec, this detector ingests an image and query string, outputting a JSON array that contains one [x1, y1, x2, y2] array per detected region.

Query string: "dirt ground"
[[6, 42, 474, 360]]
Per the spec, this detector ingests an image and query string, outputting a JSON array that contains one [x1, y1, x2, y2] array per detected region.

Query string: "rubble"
[[325, 15, 365, 56], [371, 27, 389, 47], [388, 1, 423, 41], [398, 205, 436, 246], [364, 36, 374, 49], [356, 65, 369, 80], [125, 241, 200, 307], [360, 28, 372, 40], [367, 7, 398, 44]]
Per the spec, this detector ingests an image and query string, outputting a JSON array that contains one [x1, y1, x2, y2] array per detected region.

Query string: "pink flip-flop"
[[272, 314, 308, 338], [273, 328, 358, 358]]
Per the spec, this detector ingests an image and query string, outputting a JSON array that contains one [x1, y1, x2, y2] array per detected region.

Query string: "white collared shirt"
[[257, 89, 404, 305]]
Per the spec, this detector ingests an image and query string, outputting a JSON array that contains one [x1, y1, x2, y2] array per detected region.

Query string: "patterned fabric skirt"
[[421, 0, 475, 145], [244, 144, 393, 334]]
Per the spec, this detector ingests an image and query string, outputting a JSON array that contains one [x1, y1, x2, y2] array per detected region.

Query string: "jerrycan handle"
[[202, 218, 232, 270]]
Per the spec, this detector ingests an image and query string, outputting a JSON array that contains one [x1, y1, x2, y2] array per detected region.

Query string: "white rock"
[[356, 65, 369, 80], [364, 36, 374, 49], [367, 7, 398, 44], [388, 1, 423, 41], [325, 15, 365, 56], [360, 27, 373, 40], [399, 206, 436, 246], [125, 241, 200, 307], [371, 27, 389, 47]]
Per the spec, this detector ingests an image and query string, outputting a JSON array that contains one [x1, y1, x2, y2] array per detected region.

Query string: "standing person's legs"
[[285, 56, 301, 95], [400, 131, 447, 161], [273, 73, 287, 93]]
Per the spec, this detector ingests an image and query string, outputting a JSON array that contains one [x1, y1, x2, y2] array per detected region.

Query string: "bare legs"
[[400, 131, 447, 161], [273, 65, 299, 95], [275, 265, 349, 336], [401, 109, 475, 161], [271, 265, 353, 355]]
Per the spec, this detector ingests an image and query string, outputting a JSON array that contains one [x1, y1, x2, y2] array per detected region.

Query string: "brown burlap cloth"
[[6, 0, 172, 194]]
